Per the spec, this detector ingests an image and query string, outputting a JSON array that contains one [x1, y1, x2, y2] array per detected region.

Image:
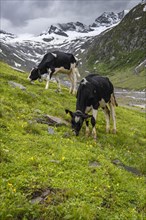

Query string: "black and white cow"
[[28, 51, 80, 94], [65, 74, 118, 139]]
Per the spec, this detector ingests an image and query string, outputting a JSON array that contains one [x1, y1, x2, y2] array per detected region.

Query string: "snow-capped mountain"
[[40, 22, 94, 37], [0, 10, 127, 72], [0, 30, 17, 41], [91, 11, 129, 27]]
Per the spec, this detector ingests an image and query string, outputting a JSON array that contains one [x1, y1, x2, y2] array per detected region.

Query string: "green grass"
[[0, 62, 146, 220], [109, 67, 146, 90]]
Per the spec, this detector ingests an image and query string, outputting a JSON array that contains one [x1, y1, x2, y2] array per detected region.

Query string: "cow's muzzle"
[[72, 129, 79, 136], [38, 78, 42, 82], [28, 77, 34, 84]]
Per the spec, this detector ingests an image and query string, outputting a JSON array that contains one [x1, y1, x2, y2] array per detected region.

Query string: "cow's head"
[[28, 67, 41, 82], [65, 109, 91, 136]]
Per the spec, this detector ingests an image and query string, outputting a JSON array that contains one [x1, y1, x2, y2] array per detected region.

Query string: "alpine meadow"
[[0, 62, 146, 220], [0, 1, 146, 220]]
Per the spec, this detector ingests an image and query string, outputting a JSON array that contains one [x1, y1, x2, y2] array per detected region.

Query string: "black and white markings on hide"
[[28, 51, 80, 94], [81, 78, 88, 85], [66, 74, 118, 139], [51, 53, 57, 58], [75, 116, 80, 123]]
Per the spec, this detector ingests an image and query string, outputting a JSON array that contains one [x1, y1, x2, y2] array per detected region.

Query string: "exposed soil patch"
[[112, 159, 142, 176], [31, 188, 68, 205]]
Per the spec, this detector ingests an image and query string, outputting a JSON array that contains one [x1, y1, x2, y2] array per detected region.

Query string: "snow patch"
[[135, 16, 142, 20], [14, 61, 21, 67], [0, 49, 6, 57], [13, 53, 25, 61], [143, 5, 146, 11]]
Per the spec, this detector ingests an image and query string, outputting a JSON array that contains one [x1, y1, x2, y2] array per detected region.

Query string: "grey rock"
[[8, 81, 26, 90], [49, 160, 60, 164], [48, 127, 55, 134], [112, 159, 142, 176], [37, 114, 69, 127], [62, 132, 70, 138], [89, 161, 101, 168]]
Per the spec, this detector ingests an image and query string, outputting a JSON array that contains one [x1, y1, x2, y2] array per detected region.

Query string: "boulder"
[[36, 114, 69, 126], [8, 81, 26, 90]]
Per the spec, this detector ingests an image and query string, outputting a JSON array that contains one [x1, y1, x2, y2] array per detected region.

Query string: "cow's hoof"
[[92, 134, 97, 140], [93, 136, 97, 141], [85, 131, 90, 137], [55, 89, 61, 93], [106, 128, 110, 133], [112, 129, 116, 134]]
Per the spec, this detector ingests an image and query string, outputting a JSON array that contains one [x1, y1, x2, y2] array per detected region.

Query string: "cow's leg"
[[45, 75, 50, 89], [68, 72, 74, 94], [54, 75, 61, 92], [91, 108, 98, 140], [102, 105, 110, 133], [85, 120, 90, 137], [72, 69, 77, 95], [75, 67, 80, 78], [45, 69, 52, 89], [109, 102, 116, 133]]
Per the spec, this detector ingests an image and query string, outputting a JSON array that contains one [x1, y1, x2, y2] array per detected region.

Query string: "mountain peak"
[[91, 11, 125, 27], [0, 30, 17, 41], [40, 21, 94, 37]]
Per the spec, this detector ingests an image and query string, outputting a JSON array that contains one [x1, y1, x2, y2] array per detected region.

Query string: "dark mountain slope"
[[83, 3, 146, 75]]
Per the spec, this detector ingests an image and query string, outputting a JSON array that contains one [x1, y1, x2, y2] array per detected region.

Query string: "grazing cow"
[[65, 74, 118, 139], [28, 51, 80, 94]]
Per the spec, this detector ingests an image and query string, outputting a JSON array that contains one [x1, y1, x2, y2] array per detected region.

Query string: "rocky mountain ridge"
[[41, 22, 94, 37], [0, 30, 16, 41], [91, 10, 128, 27]]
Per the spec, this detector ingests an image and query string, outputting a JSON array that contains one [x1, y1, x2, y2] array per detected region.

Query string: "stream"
[[114, 88, 146, 110]]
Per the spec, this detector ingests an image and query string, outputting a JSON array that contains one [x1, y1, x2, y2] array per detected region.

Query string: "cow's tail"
[[111, 93, 118, 107]]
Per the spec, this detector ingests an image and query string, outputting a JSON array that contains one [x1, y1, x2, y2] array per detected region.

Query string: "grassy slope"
[[87, 57, 146, 90], [85, 57, 146, 90], [0, 62, 146, 220], [109, 67, 146, 90]]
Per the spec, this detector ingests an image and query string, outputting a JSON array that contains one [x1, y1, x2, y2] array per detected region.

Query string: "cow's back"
[[38, 53, 54, 69], [53, 51, 76, 69], [38, 51, 76, 70], [77, 74, 114, 104], [87, 74, 113, 101]]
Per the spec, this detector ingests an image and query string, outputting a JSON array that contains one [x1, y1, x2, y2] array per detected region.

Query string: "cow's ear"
[[31, 67, 37, 71], [65, 109, 73, 118]]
